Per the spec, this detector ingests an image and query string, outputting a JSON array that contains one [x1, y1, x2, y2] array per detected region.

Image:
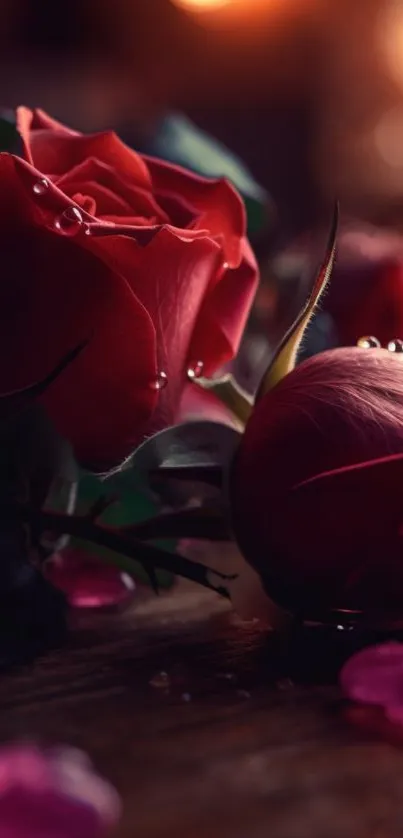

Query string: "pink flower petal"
[[385, 705, 403, 725], [340, 642, 403, 708], [0, 744, 121, 838], [45, 548, 135, 610]]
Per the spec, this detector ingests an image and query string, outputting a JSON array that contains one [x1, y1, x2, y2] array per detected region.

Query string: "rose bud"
[[230, 206, 403, 618], [0, 107, 257, 473], [231, 346, 403, 616]]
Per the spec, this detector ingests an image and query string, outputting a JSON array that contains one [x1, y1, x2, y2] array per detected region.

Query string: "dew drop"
[[54, 206, 84, 236], [150, 371, 168, 391], [356, 335, 381, 349], [187, 360, 204, 380], [149, 671, 170, 689], [387, 338, 403, 353], [222, 261, 229, 271], [32, 177, 49, 196]]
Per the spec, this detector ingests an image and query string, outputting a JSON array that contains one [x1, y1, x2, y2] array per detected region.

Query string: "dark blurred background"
[[3, 0, 403, 379]]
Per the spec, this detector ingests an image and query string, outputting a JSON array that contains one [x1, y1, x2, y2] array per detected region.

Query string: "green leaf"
[[72, 472, 175, 589], [147, 113, 272, 236]]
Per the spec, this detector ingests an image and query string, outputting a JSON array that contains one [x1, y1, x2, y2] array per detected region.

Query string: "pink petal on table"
[[385, 704, 403, 725], [0, 743, 121, 838], [45, 548, 135, 609], [340, 642, 403, 709]]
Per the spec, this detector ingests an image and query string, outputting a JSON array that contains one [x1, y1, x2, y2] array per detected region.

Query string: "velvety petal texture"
[[231, 346, 403, 615], [6, 106, 258, 470]]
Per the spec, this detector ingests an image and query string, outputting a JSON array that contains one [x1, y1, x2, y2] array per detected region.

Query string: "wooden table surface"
[[0, 582, 403, 838]]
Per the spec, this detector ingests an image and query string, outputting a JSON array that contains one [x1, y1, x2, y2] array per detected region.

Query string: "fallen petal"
[[45, 548, 135, 609], [340, 641, 403, 707], [0, 744, 121, 838]]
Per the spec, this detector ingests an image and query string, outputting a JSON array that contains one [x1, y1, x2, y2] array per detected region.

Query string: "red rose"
[[231, 346, 403, 616], [330, 260, 403, 348], [322, 225, 403, 347], [0, 107, 257, 470]]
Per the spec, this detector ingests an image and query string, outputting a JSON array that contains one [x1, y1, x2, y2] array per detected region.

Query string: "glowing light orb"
[[171, 0, 233, 11], [381, 2, 403, 89]]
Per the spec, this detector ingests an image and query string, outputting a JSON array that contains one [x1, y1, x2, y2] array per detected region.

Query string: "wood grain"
[[0, 582, 402, 838]]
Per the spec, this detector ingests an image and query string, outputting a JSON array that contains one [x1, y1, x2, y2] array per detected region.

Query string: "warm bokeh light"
[[169, 0, 296, 27], [172, 0, 232, 10], [380, 1, 403, 89]]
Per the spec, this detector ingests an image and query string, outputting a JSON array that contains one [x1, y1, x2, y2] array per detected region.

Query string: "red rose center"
[[73, 192, 97, 216]]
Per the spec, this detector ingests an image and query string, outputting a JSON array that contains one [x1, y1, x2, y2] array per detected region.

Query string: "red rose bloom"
[[0, 107, 257, 470]]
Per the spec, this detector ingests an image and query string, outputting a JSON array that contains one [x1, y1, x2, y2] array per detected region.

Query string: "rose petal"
[[0, 154, 158, 470], [18, 107, 79, 141], [188, 238, 258, 375], [84, 224, 223, 427], [0, 744, 120, 838], [340, 642, 403, 708], [45, 549, 135, 610], [85, 225, 257, 391], [56, 157, 169, 222], [17, 107, 151, 190], [277, 454, 403, 608], [145, 155, 246, 266]]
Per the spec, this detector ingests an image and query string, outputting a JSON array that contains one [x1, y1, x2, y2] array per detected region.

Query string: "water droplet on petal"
[[150, 371, 168, 391], [387, 339, 403, 353], [54, 206, 84, 236], [222, 261, 229, 271], [187, 360, 204, 380], [357, 336, 381, 349], [33, 177, 49, 196]]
